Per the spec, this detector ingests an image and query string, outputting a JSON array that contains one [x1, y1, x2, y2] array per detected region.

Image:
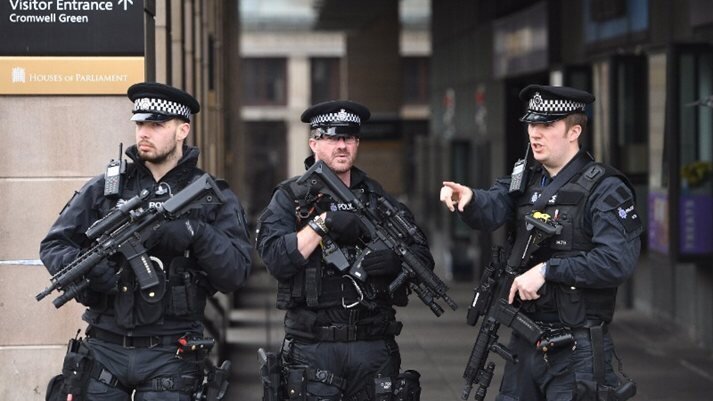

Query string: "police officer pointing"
[[440, 85, 642, 401], [40, 82, 252, 401], [256, 100, 431, 401]]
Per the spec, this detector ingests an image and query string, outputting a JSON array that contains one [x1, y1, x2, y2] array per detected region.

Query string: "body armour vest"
[[90, 163, 214, 329], [272, 176, 408, 311], [514, 162, 629, 324]]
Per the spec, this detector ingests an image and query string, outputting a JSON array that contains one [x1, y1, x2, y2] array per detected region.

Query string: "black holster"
[[576, 380, 636, 401], [576, 324, 636, 401], [258, 348, 283, 401], [393, 370, 421, 401], [46, 338, 95, 401], [206, 360, 232, 401], [194, 360, 231, 401]]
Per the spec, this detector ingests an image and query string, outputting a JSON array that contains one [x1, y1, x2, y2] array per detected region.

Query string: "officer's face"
[[527, 119, 581, 172], [135, 119, 190, 164], [309, 134, 359, 174]]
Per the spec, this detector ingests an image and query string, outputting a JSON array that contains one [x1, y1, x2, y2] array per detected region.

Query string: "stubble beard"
[[139, 138, 179, 165], [326, 151, 354, 174]]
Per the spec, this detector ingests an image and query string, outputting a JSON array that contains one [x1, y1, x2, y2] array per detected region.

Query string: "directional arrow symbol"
[[118, 0, 134, 11]]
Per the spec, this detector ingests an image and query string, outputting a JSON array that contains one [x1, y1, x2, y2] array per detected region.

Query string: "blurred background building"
[[1, 1, 712, 400]]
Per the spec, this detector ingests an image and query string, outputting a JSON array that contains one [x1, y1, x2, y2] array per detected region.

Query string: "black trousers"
[[281, 336, 401, 400], [83, 338, 201, 401], [495, 329, 619, 401]]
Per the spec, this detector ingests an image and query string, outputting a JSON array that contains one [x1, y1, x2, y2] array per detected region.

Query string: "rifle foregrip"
[[52, 279, 90, 308], [41, 249, 105, 301], [463, 323, 493, 380]]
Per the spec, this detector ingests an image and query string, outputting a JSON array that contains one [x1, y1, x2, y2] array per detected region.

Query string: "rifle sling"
[[590, 324, 605, 384], [507, 152, 591, 268]]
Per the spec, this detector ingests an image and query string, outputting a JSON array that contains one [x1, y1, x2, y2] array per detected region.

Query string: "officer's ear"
[[308, 136, 319, 153], [175, 120, 191, 142], [567, 123, 581, 144]]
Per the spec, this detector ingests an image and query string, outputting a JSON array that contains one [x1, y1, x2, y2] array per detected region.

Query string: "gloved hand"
[[324, 211, 370, 245], [87, 259, 119, 293], [361, 249, 401, 277], [145, 218, 205, 253]]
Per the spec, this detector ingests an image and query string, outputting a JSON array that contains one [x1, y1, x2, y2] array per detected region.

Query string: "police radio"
[[509, 143, 530, 195], [104, 143, 127, 197]]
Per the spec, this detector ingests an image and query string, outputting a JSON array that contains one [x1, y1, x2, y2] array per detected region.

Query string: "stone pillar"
[[287, 56, 311, 178], [0, 96, 133, 401]]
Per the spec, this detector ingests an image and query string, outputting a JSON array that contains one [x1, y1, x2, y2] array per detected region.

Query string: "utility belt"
[[533, 320, 607, 353], [284, 309, 402, 342], [86, 326, 184, 348], [312, 321, 403, 342]]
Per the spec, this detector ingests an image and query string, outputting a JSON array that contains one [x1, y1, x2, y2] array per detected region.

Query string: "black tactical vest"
[[514, 162, 629, 324], [92, 163, 214, 329], [273, 176, 406, 311]]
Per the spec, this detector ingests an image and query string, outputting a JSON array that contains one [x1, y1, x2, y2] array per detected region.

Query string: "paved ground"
[[224, 270, 713, 401]]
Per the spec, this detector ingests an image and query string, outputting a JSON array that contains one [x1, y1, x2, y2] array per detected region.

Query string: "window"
[[242, 58, 287, 105], [311, 58, 341, 104], [402, 57, 429, 105], [244, 121, 287, 226], [679, 51, 713, 190], [676, 49, 713, 257]]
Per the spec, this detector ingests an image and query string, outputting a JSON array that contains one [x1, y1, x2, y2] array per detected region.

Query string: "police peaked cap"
[[519, 85, 595, 123], [128, 82, 200, 122], [301, 100, 370, 136]]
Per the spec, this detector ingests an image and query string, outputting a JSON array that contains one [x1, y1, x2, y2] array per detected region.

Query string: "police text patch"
[[612, 200, 642, 233]]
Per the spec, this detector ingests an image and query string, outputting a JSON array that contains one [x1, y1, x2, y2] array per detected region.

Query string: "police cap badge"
[[519, 85, 595, 123], [300, 100, 371, 137], [127, 82, 200, 122]]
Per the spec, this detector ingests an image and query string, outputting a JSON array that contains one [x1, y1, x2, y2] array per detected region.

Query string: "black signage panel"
[[0, 0, 144, 56]]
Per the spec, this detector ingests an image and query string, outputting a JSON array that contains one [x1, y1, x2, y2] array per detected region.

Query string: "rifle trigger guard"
[[341, 275, 364, 309]]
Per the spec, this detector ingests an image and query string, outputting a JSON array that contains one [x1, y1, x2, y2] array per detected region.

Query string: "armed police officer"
[[256, 100, 431, 401], [39, 82, 252, 401], [440, 85, 642, 401]]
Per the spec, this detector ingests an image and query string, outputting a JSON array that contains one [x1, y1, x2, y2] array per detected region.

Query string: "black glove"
[[87, 259, 119, 293], [324, 211, 370, 245], [361, 249, 401, 277], [145, 218, 205, 253]]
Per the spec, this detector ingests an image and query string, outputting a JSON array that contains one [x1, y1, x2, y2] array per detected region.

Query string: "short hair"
[[563, 113, 588, 144]]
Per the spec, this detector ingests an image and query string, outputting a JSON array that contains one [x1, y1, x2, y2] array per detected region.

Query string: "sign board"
[[0, 0, 144, 94], [0, 56, 144, 94]]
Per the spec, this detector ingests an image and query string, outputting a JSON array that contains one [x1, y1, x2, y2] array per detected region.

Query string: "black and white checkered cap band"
[[133, 97, 192, 119], [528, 92, 585, 113], [310, 109, 361, 127]]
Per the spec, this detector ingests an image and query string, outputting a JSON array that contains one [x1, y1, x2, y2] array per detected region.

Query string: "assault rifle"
[[36, 173, 225, 308], [295, 160, 457, 316], [461, 213, 573, 401]]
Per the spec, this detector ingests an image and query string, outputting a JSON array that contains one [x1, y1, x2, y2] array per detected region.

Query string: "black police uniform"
[[256, 101, 432, 401], [457, 86, 643, 401], [39, 83, 252, 401]]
